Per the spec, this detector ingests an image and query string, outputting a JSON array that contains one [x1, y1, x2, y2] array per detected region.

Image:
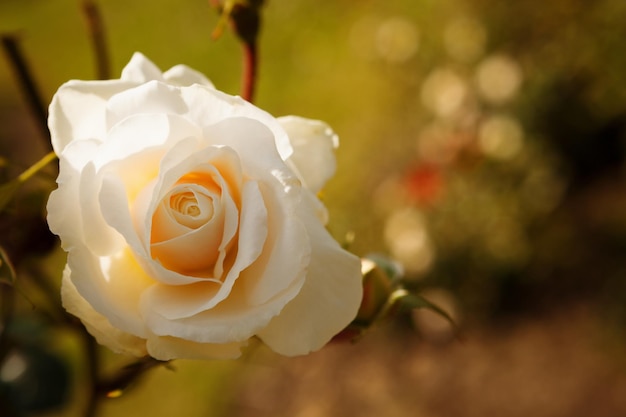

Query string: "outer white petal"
[[180, 84, 293, 161], [120, 52, 165, 83], [96, 113, 201, 170], [141, 277, 303, 344], [163, 64, 215, 88], [78, 161, 126, 256], [66, 246, 152, 338], [257, 194, 363, 356], [48, 79, 135, 154], [105, 81, 189, 131], [278, 116, 339, 193], [47, 139, 100, 250], [61, 266, 147, 356]]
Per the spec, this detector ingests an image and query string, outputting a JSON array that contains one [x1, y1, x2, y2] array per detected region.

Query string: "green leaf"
[[398, 292, 457, 330], [365, 253, 404, 283], [0, 179, 21, 213], [0, 246, 17, 287]]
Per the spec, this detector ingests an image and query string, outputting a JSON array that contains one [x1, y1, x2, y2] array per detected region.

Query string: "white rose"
[[47, 53, 362, 360]]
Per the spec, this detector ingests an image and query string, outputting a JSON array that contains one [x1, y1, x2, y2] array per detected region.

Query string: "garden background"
[[1, 0, 626, 416]]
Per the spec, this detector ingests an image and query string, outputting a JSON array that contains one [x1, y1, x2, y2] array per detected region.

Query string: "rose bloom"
[[47, 53, 363, 360]]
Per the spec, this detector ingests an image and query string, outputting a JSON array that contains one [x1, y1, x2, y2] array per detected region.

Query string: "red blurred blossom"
[[404, 164, 444, 206]]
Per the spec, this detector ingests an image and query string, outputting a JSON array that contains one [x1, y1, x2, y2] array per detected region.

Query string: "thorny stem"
[[81, 0, 111, 80], [0, 35, 51, 150]]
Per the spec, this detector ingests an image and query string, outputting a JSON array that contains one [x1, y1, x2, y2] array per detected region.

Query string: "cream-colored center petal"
[[151, 183, 219, 244], [149, 175, 233, 275], [168, 187, 214, 229]]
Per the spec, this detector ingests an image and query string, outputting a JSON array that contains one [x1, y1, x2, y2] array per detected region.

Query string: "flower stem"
[[0, 35, 51, 149], [240, 40, 257, 102], [210, 1, 263, 103], [96, 357, 170, 398], [81, 0, 111, 80], [17, 151, 57, 183]]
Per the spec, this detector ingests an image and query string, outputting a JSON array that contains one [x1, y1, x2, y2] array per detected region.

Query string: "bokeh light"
[[475, 54, 523, 104], [444, 16, 487, 63], [375, 17, 419, 63], [478, 114, 524, 160]]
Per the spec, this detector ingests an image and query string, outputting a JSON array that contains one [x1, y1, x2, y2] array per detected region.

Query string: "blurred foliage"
[[1, 0, 626, 415]]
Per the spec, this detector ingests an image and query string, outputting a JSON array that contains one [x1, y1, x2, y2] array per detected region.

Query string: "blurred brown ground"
[[228, 303, 626, 417]]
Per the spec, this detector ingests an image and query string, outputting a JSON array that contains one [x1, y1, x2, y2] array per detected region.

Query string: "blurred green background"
[[2, 0, 626, 416]]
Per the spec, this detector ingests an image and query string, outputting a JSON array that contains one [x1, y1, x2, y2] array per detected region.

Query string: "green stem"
[[17, 151, 57, 184]]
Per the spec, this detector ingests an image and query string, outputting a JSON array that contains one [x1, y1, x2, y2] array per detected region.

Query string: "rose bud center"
[[169, 189, 214, 228]]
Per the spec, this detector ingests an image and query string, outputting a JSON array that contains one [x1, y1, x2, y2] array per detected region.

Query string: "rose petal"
[[205, 118, 298, 191], [62, 269, 148, 356], [150, 185, 225, 273], [207, 117, 310, 305], [278, 116, 339, 194], [85, 111, 208, 257], [163, 64, 215, 88], [120, 52, 165, 83], [180, 85, 293, 161], [79, 162, 126, 255], [150, 183, 221, 242], [257, 194, 363, 356], [66, 246, 152, 338], [141, 276, 303, 344], [141, 142, 243, 281], [99, 173, 213, 286], [47, 139, 101, 250], [106, 81, 189, 131], [96, 113, 201, 171], [48, 79, 136, 154], [144, 180, 268, 319]]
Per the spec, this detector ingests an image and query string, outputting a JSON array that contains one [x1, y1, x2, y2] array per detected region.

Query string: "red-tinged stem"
[[241, 40, 257, 103]]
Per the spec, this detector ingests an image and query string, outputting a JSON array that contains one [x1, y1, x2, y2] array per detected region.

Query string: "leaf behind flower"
[[397, 291, 459, 334]]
